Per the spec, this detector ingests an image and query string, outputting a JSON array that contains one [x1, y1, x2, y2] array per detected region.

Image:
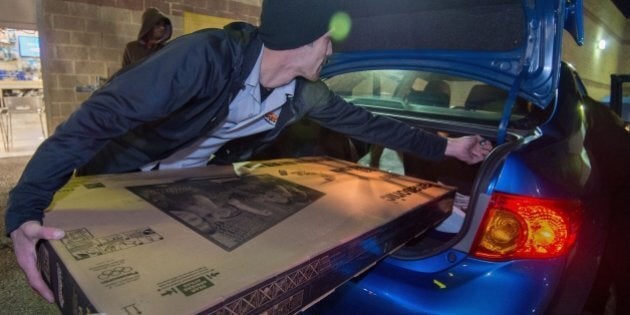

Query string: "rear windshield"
[[324, 69, 543, 128]]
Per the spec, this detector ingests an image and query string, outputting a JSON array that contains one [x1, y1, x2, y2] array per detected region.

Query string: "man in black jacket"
[[6, 0, 492, 303]]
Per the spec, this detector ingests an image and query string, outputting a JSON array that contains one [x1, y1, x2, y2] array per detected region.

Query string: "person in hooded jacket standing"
[[122, 7, 172, 67]]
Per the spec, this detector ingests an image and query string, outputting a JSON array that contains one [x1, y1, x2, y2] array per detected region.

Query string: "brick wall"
[[39, 0, 261, 129]]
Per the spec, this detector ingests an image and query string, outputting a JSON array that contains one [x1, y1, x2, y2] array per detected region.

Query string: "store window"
[[0, 28, 41, 81], [1, 27, 45, 154]]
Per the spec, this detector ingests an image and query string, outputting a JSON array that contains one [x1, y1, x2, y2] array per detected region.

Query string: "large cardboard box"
[[38, 157, 454, 314]]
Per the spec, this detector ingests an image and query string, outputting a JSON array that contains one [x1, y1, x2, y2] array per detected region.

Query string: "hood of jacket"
[[138, 7, 172, 43]]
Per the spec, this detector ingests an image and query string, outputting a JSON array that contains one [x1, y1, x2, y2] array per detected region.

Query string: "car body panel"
[[306, 254, 567, 315]]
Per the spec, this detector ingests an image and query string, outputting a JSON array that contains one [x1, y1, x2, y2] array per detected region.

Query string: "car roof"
[[324, 0, 584, 110]]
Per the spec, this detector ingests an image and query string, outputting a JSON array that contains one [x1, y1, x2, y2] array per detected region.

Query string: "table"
[[0, 80, 43, 151]]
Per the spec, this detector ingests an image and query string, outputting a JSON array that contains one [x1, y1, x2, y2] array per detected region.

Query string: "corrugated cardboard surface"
[[39, 157, 454, 314]]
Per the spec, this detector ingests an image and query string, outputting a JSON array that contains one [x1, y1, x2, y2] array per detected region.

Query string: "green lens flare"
[[329, 11, 351, 42]]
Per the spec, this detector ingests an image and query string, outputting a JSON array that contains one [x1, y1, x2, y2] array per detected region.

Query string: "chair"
[[464, 84, 508, 112], [406, 80, 450, 107], [407, 90, 450, 107], [3, 95, 46, 150], [0, 106, 8, 151]]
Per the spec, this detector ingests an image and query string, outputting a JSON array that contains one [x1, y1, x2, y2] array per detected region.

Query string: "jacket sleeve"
[[4, 30, 230, 235], [299, 80, 447, 160]]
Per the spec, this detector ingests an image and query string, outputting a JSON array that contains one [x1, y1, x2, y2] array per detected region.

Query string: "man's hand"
[[10, 221, 65, 303], [444, 135, 493, 164]]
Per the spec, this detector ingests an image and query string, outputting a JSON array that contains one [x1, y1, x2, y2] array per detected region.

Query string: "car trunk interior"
[[249, 120, 514, 259]]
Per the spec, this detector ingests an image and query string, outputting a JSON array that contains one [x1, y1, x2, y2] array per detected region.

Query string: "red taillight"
[[471, 192, 583, 260]]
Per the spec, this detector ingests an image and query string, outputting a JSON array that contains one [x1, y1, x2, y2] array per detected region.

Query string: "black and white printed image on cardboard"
[[128, 174, 324, 251]]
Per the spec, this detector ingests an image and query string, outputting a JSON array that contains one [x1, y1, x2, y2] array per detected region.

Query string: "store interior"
[[0, 27, 45, 157]]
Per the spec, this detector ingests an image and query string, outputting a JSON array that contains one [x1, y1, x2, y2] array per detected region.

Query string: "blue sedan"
[[250, 0, 627, 314]]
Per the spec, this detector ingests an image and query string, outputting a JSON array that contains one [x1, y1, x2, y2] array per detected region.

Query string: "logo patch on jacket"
[[264, 111, 278, 125]]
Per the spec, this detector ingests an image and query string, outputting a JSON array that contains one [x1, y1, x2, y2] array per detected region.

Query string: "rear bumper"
[[305, 252, 566, 315]]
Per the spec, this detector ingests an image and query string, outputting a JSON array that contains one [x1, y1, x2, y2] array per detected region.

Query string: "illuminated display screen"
[[18, 35, 40, 58]]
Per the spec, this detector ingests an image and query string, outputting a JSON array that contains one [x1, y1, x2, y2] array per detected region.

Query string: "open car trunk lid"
[[325, 0, 584, 143]]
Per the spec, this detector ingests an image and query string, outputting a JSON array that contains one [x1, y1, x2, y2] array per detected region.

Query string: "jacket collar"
[[223, 22, 264, 98]]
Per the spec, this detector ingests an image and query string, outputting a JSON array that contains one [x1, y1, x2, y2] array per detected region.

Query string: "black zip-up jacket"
[[5, 22, 446, 235]]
